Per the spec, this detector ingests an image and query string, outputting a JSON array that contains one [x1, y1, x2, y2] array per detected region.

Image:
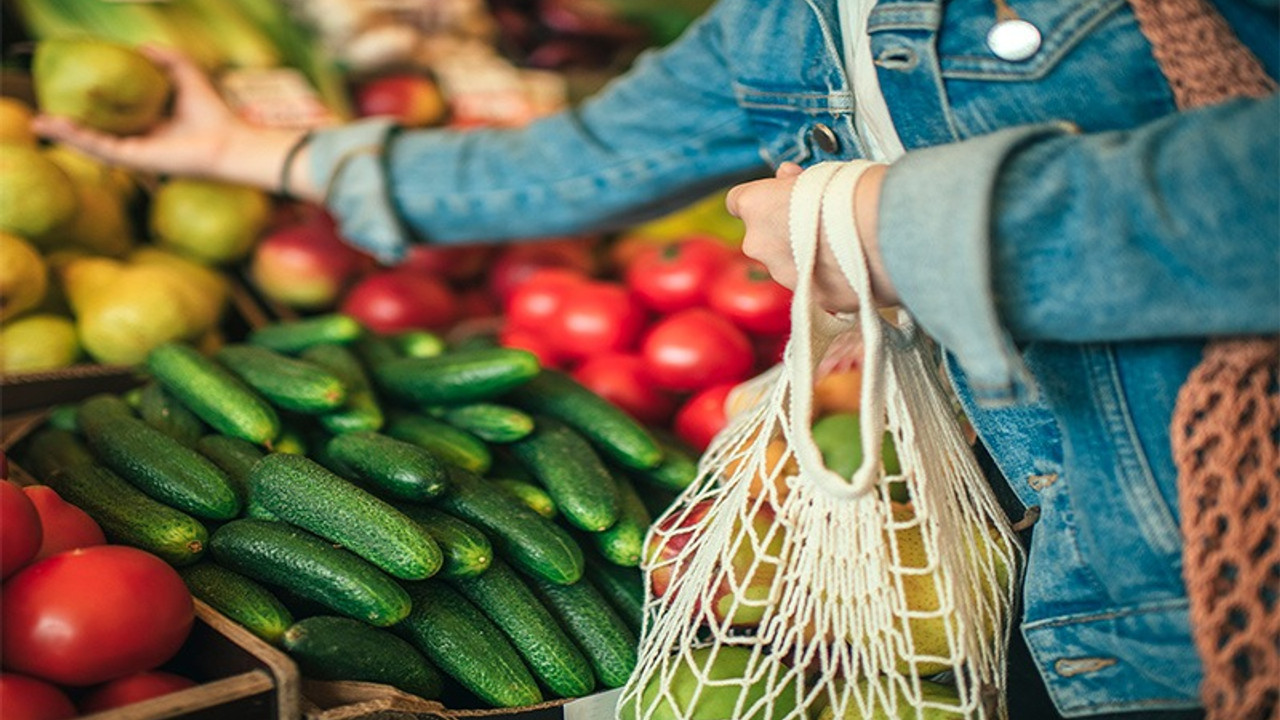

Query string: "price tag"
[[220, 68, 338, 129]]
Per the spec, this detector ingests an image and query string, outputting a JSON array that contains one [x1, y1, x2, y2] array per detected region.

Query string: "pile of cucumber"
[[19, 314, 701, 708]]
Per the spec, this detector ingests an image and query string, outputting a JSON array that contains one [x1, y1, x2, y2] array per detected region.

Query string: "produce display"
[[8, 316, 698, 709]]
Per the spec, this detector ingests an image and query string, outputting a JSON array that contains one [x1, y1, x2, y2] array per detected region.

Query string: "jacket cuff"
[[878, 122, 1075, 406], [308, 117, 409, 264]]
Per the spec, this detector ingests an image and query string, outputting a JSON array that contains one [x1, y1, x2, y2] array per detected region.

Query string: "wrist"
[[212, 124, 318, 200], [854, 163, 899, 306]]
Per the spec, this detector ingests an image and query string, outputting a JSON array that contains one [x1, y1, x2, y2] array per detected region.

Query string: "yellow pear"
[[33, 39, 171, 136], [76, 265, 195, 365], [150, 179, 272, 264], [52, 181, 135, 257], [0, 232, 49, 321], [0, 143, 79, 242], [816, 677, 964, 720], [0, 313, 80, 373], [885, 502, 1014, 676], [123, 261, 224, 337], [2, 313, 78, 369], [0, 97, 36, 145], [58, 255, 125, 314], [45, 144, 138, 202]]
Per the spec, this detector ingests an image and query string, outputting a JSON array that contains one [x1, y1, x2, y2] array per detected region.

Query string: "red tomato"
[[23, 486, 106, 563], [2, 546, 194, 686], [499, 325, 562, 369], [504, 268, 588, 330], [752, 331, 790, 372], [707, 257, 793, 334], [79, 671, 198, 713], [641, 308, 754, 392], [399, 243, 495, 283], [488, 237, 598, 303], [674, 383, 737, 451], [0, 673, 77, 720], [572, 353, 677, 426], [1, 480, 42, 579], [547, 282, 648, 361], [624, 236, 735, 313], [339, 270, 458, 334]]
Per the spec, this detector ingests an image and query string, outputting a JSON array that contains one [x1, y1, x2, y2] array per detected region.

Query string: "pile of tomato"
[[0, 470, 198, 720], [498, 235, 792, 450]]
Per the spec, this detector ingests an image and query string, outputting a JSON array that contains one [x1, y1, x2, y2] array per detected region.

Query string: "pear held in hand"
[[33, 39, 171, 136]]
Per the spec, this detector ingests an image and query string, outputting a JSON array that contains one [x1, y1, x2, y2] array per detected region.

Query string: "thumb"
[[775, 161, 804, 178]]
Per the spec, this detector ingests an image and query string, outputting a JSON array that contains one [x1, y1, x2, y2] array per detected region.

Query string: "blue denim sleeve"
[[879, 94, 1280, 405], [306, 0, 768, 262]]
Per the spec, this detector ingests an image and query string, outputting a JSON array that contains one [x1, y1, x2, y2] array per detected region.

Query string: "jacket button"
[[811, 124, 840, 153]]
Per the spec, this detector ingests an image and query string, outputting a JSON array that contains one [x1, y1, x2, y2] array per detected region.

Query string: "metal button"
[[811, 124, 840, 153], [986, 18, 1041, 62]]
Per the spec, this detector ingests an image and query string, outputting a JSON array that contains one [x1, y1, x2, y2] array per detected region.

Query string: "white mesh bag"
[[619, 161, 1022, 720]]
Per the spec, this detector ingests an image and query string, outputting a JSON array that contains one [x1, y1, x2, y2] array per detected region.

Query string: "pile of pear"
[[1, 39, 274, 373]]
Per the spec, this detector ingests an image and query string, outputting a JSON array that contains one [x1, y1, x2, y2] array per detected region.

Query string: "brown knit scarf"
[[1127, 2, 1280, 719]]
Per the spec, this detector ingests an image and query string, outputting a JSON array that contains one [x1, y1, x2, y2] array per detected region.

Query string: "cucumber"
[[210, 519, 411, 627], [217, 344, 347, 414], [136, 382, 206, 447], [179, 561, 293, 644], [247, 314, 364, 354], [78, 394, 241, 520], [249, 453, 442, 580], [586, 472, 650, 567], [282, 616, 443, 699], [438, 403, 534, 443], [374, 348, 540, 406], [507, 370, 662, 470], [23, 427, 207, 566], [194, 434, 263, 504], [353, 333, 403, 369], [325, 431, 447, 502], [46, 404, 79, 432], [492, 479, 557, 520], [393, 330, 446, 358], [630, 431, 700, 492], [529, 575, 638, 688], [396, 582, 543, 708], [508, 417, 619, 532], [451, 559, 595, 698], [301, 343, 384, 434], [435, 466, 583, 586], [385, 411, 491, 474], [395, 504, 492, 579], [584, 557, 645, 634], [147, 342, 280, 447]]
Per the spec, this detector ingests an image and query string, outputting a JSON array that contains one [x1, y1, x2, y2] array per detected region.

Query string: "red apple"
[[399, 243, 496, 284], [340, 269, 458, 334], [249, 220, 369, 310], [355, 74, 448, 128], [645, 498, 786, 627]]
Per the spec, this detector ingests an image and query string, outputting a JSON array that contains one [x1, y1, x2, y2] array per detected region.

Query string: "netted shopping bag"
[[619, 162, 1022, 720]]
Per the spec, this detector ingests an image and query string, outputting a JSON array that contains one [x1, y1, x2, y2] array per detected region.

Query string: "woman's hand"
[[31, 45, 313, 196], [725, 161, 897, 312]]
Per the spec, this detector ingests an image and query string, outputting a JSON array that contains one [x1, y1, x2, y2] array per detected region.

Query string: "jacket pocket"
[[732, 82, 860, 166]]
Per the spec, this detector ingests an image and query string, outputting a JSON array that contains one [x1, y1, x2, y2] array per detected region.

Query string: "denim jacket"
[[309, 0, 1280, 715]]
